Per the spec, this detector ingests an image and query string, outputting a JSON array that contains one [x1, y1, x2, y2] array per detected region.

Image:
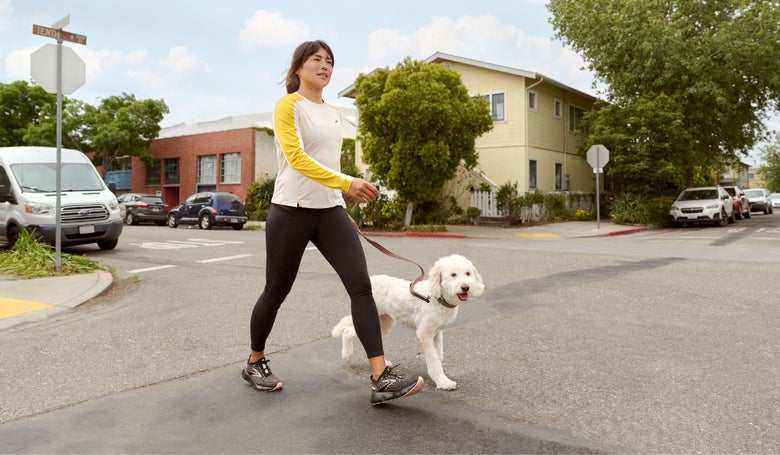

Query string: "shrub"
[[244, 178, 275, 221]]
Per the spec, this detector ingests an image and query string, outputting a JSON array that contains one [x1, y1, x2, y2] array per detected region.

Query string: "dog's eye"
[[450, 273, 457, 277], [466, 272, 471, 276]]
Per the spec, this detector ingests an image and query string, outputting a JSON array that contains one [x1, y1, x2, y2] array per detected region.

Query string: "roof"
[[338, 51, 598, 102], [158, 108, 358, 140]]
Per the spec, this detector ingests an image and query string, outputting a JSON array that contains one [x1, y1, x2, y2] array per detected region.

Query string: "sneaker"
[[242, 357, 283, 391], [370, 366, 424, 405]]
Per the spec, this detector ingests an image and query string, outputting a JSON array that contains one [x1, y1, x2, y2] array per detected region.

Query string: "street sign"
[[30, 44, 85, 95], [32, 24, 87, 45], [587, 144, 609, 169]]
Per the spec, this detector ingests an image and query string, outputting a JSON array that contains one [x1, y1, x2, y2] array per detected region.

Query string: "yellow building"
[[340, 52, 599, 205]]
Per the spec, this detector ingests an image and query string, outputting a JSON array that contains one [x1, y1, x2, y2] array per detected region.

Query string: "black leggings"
[[249, 203, 384, 358]]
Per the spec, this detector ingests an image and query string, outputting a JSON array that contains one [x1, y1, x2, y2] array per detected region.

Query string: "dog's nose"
[[461, 285, 469, 292]]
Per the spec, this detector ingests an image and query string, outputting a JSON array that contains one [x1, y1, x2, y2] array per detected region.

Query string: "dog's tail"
[[331, 315, 354, 338]]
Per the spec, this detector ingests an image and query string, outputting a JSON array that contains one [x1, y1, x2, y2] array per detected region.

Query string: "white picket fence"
[[469, 190, 594, 223]]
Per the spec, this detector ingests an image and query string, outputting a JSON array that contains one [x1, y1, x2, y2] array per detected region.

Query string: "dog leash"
[[353, 223, 457, 309]]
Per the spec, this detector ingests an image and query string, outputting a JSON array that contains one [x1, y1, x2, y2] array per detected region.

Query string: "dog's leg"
[[418, 327, 456, 390], [434, 331, 445, 362], [341, 326, 355, 361]]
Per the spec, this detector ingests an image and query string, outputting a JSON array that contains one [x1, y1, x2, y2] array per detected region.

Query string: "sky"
[[0, 0, 775, 165]]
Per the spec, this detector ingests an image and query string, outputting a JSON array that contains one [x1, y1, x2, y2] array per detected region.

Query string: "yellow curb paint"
[[518, 233, 560, 238], [0, 297, 53, 319]]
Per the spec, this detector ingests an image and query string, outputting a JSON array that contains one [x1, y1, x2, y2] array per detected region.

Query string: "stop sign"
[[586, 144, 609, 171], [30, 43, 85, 95]]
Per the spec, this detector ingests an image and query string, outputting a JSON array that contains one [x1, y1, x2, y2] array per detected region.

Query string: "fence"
[[469, 190, 594, 223]]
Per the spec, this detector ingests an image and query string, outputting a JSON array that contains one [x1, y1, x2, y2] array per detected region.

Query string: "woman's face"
[[296, 47, 333, 90]]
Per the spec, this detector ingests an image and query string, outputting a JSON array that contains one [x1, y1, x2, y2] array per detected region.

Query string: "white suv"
[[669, 186, 736, 227], [743, 188, 773, 215]]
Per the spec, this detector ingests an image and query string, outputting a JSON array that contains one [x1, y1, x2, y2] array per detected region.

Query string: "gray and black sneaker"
[[370, 366, 424, 405], [242, 357, 283, 392]]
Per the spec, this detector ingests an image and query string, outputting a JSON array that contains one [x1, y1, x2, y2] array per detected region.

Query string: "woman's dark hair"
[[285, 40, 334, 94]]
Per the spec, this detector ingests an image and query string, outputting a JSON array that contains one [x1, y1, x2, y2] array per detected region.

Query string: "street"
[[0, 215, 778, 453]]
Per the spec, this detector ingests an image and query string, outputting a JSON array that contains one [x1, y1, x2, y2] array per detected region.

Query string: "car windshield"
[[140, 196, 164, 204], [10, 162, 104, 192], [680, 189, 718, 201], [771, 194, 780, 200], [744, 190, 763, 198]]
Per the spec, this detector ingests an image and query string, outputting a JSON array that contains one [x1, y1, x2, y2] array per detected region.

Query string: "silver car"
[[743, 188, 774, 215], [770, 193, 780, 210], [669, 186, 736, 227]]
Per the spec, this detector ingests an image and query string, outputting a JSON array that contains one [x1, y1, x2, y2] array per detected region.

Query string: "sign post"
[[31, 16, 87, 271], [586, 144, 610, 229]]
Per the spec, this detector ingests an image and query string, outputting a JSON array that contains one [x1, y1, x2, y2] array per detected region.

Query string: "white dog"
[[332, 254, 485, 390]]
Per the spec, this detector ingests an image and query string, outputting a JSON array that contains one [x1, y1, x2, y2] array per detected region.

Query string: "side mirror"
[[0, 184, 16, 203]]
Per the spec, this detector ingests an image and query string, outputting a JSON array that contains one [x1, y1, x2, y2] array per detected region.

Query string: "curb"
[[608, 227, 648, 237]]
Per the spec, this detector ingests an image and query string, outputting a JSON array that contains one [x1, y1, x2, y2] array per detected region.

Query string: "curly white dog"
[[332, 254, 485, 390]]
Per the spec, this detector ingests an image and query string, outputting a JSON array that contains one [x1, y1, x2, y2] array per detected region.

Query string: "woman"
[[243, 40, 424, 405]]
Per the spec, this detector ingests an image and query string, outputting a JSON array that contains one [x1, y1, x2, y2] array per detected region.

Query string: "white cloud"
[[159, 46, 211, 80], [364, 14, 597, 95], [0, 0, 14, 30], [5, 46, 36, 81], [238, 10, 310, 49]]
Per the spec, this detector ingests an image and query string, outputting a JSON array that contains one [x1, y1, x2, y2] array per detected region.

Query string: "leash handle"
[[354, 227, 429, 303]]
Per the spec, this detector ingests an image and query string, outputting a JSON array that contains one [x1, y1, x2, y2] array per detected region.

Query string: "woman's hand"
[[347, 178, 380, 203]]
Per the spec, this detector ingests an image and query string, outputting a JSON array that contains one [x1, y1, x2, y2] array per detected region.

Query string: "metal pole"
[[55, 38, 63, 271], [595, 146, 600, 230]]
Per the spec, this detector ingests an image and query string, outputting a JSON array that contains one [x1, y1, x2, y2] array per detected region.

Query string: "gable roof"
[[338, 51, 597, 102]]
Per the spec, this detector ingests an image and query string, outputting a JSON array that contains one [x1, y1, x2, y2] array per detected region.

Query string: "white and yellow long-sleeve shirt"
[[271, 93, 353, 208]]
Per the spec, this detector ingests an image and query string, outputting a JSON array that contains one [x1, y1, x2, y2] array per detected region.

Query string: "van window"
[[11, 162, 104, 192]]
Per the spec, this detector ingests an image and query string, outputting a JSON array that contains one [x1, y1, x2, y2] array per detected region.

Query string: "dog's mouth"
[[457, 293, 469, 302]]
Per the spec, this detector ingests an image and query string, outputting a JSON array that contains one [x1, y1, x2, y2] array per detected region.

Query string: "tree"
[[354, 57, 493, 226], [759, 132, 780, 192], [0, 81, 56, 147], [25, 92, 169, 176], [548, 0, 780, 195]]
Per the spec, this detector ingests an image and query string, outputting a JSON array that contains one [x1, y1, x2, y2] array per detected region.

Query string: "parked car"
[[721, 185, 750, 220], [117, 193, 169, 226], [167, 191, 247, 230], [669, 186, 735, 227], [743, 188, 773, 215], [771, 193, 780, 210]]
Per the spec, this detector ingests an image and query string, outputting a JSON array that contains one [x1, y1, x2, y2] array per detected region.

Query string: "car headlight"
[[108, 200, 119, 211], [705, 203, 720, 209], [24, 201, 53, 215]]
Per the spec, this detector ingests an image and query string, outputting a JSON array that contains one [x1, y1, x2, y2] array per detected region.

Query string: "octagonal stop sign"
[[31, 44, 85, 95]]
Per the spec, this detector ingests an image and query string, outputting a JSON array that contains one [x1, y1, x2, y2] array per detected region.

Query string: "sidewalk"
[[0, 221, 646, 329]]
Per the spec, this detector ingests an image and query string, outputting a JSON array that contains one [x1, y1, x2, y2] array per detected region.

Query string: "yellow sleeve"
[[274, 95, 353, 194]]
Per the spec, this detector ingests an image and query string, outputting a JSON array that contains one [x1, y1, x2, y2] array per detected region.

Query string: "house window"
[[569, 105, 586, 133], [528, 91, 537, 111], [529, 159, 537, 189], [164, 158, 179, 184], [554, 99, 563, 118], [482, 92, 505, 122], [198, 155, 216, 184], [220, 152, 241, 184], [146, 160, 161, 185], [555, 162, 563, 190]]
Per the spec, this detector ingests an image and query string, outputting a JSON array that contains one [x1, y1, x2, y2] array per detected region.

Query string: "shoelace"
[[253, 358, 273, 377]]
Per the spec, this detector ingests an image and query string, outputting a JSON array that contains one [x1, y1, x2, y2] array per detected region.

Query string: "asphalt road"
[[0, 218, 778, 453]]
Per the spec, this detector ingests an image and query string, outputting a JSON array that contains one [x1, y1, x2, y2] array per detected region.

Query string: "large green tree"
[[548, 0, 780, 195], [24, 92, 169, 176], [354, 57, 493, 226], [759, 133, 780, 192], [0, 81, 56, 147]]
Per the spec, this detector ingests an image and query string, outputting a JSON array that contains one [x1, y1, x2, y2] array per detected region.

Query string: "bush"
[[0, 230, 108, 278], [244, 178, 275, 221], [609, 192, 650, 225]]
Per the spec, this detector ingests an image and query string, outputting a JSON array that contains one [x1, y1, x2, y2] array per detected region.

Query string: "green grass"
[[0, 230, 112, 279]]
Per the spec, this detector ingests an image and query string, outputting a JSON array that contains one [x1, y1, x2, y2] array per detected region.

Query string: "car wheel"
[[199, 214, 213, 230], [167, 213, 179, 228], [98, 238, 118, 250], [126, 212, 137, 225], [715, 208, 728, 226], [7, 224, 20, 249]]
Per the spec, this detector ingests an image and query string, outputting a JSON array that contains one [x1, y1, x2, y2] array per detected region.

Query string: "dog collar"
[[437, 296, 458, 309], [409, 283, 457, 308]]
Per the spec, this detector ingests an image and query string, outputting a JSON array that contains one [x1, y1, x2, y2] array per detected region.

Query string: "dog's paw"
[[435, 379, 457, 390]]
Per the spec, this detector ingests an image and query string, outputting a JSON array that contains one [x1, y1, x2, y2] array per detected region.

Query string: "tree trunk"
[[404, 201, 414, 227]]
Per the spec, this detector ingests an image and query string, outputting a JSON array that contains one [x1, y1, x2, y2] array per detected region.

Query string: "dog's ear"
[[428, 260, 443, 300], [471, 266, 486, 296]]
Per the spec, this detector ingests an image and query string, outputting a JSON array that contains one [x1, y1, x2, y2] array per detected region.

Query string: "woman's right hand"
[[347, 178, 380, 203]]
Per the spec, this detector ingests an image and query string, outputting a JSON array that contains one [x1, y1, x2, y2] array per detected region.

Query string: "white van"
[[0, 146, 123, 249]]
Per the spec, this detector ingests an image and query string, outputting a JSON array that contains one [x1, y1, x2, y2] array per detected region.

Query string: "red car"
[[722, 186, 751, 220]]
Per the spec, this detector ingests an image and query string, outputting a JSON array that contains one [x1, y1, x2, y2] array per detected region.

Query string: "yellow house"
[[340, 52, 599, 207]]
